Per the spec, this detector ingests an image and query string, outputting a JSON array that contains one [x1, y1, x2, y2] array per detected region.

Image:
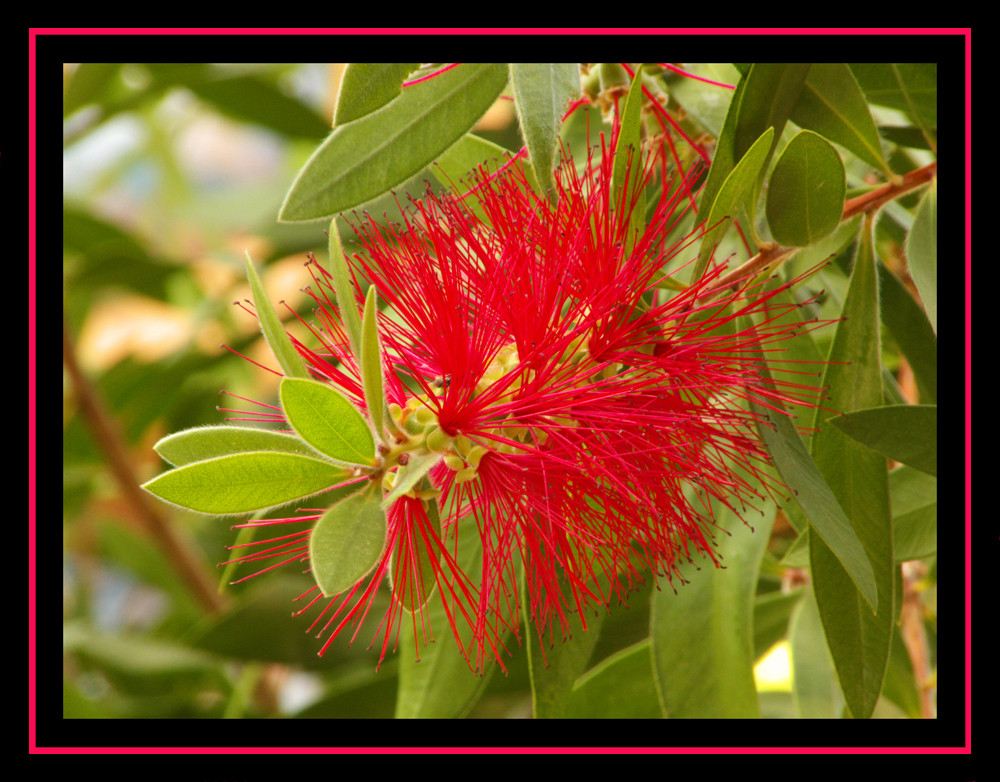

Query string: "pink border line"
[[39, 27, 971, 755]]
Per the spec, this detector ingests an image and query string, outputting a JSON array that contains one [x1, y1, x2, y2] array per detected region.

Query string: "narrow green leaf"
[[509, 62, 580, 199], [361, 286, 386, 441], [733, 64, 811, 163], [753, 589, 804, 662], [280, 377, 375, 467], [381, 453, 442, 509], [828, 404, 937, 477], [890, 466, 937, 562], [565, 640, 663, 718], [333, 63, 420, 126], [610, 66, 646, 257], [188, 75, 330, 139], [650, 499, 775, 718], [245, 253, 310, 379], [309, 487, 387, 597], [790, 63, 890, 175], [696, 126, 774, 277], [849, 63, 937, 149], [142, 452, 348, 515], [906, 179, 937, 334], [697, 71, 747, 216], [766, 130, 846, 247], [280, 63, 509, 221], [809, 216, 894, 719], [154, 425, 321, 467], [63, 63, 122, 117], [325, 220, 364, 360], [749, 366, 877, 610]]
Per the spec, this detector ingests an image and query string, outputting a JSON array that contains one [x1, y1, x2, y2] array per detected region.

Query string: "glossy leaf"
[[246, 253, 310, 379], [828, 404, 937, 477], [509, 62, 580, 199], [142, 451, 348, 515], [309, 488, 387, 597], [650, 499, 775, 717], [334, 62, 420, 126], [790, 63, 890, 175], [280, 377, 375, 467], [877, 260, 938, 403], [906, 179, 937, 334], [809, 216, 894, 719], [766, 130, 846, 247], [697, 71, 747, 217], [696, 126, 774, 277], [280, 63, 509, 221], [154, 425, 321, 467]]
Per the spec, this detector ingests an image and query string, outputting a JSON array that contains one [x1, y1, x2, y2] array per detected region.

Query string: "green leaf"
[[280, 377, 376, 467], [733, 64, 811, 163], [565, 640, 663, 718], [433, 133, 515, 186], [509, 63, 580, 199], [906, 179, 937, 334], [696, 126, 774, 277], [790, 63, 890, 175], [333, 63, 420, 126], [610, 66, 646, 257], [142, 451, 349, 515], [890, 466, 937, 562], [877, 260, 938, 403], [245, 253, 310, 379], [361, 286, 387, 441], [696, 71, 747, 217], [766, 130, 846, 247], [154, 425, 322, 467], [809, 216, 894, 719], [325, 221, 364, 360], [649, 499, 775, 717], [750, 367, 877, 610], [63, 63, 123, 116], [849, 63, 937, 132], [309, 487, 387, 597], [381, 453, 443, 509], [280, 63, 509, 222], [828, 404, 937, 477]]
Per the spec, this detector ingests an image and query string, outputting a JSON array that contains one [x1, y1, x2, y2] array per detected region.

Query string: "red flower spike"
[[232, 127, 829, 673]]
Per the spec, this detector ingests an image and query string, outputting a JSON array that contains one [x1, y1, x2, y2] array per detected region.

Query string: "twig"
[[842, 161, 938, 220]]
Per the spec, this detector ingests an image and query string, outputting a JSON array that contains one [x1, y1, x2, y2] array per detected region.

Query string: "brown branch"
[[62, 315, 227, 614], [842, 161, 937, 221]]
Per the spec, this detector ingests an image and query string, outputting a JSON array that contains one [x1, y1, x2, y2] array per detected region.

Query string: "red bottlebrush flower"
[[226, 131, 825, 673]]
